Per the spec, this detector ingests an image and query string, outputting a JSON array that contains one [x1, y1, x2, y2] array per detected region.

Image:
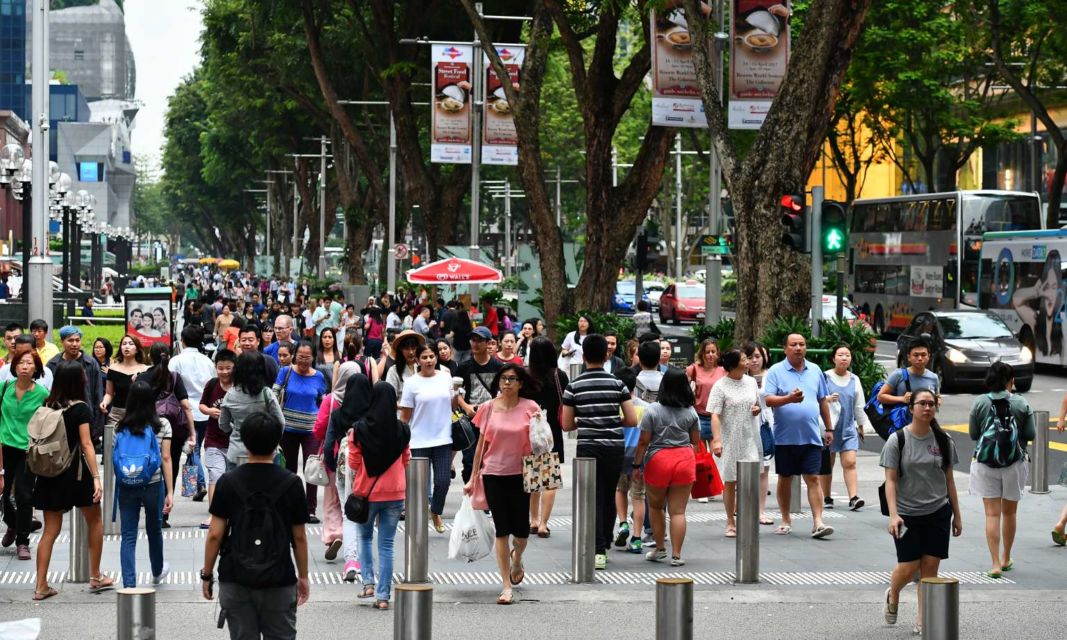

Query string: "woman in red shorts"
[[632, 368, 700, 566]]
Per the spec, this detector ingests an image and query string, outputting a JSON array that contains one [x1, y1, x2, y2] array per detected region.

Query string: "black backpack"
[[224, 476, 294, 587]]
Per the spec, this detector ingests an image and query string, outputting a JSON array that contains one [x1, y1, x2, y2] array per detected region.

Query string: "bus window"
[[962, 194, 1042, 233]]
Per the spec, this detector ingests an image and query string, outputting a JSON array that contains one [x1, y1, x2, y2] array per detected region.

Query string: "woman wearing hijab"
[[312, 361, 363, 568], [349, 382, 410, 610]]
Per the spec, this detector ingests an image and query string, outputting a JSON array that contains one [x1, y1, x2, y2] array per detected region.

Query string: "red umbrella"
[[406, 257, 503, 285]]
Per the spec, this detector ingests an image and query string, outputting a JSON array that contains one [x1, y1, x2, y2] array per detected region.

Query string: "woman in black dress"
[[526, 336, 568, 537], [33, 360, 114, 600]]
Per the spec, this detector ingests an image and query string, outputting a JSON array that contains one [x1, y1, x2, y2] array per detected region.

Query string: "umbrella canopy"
[[218, 259, 240, 270], [406, 257, 503, 285], [198, 257, 219, 265]]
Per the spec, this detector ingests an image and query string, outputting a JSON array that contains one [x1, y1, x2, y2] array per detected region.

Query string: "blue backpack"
[[865, 369, 912, 440], [112, 427, 162, 489]]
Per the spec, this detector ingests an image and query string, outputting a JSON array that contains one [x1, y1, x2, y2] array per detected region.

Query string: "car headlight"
[[1018, 346, 1032, 364], [946, 347, 968, 364]]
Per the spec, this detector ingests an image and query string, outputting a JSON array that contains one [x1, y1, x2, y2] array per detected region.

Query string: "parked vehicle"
[[644, 280, 667, 310], [614, 280, 650, 315], [658, 281, 706, 325]]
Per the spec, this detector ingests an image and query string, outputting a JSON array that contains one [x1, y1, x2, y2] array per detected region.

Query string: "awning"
[[405, 257, 503, 285]]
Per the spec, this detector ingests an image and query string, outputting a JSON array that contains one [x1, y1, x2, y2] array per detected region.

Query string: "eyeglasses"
[[499, 376, 520, 384], [913, 400, 937, 408]]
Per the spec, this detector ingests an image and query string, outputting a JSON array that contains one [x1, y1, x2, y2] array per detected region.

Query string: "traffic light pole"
[[810, 186, 824, 339], [836, 255, 845, 320]]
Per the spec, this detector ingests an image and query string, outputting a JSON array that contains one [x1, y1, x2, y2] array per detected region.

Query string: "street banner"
[[728, 0, 791, 129], [482, 45, 524, 165], [650, 8, 707, 128], [431, 44, 474, 164]]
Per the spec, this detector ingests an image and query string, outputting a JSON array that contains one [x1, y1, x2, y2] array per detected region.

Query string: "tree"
[[825, 82, 882, 204], [683, 0, 874, 340]]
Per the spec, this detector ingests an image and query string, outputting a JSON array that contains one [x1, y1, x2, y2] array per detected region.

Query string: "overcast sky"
[[125, 0, 202, 173]]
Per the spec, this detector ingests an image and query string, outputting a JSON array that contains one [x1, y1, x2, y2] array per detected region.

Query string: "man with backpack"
[[46, 326, 104, 447], [876, 338, 941, 423], [202, 411, 310, 639], [967, 361, 1035, 579]]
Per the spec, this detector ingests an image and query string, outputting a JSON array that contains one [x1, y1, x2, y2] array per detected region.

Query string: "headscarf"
[[332, 361, 363, 405], [335, 372, 372, 430], [354, 382, 410, 477]]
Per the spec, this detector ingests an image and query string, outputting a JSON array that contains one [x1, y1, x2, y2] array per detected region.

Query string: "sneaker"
[[883, 588, 898, 624], [645, 548, 667, 562], [16, 544, 30, 560], [325, 539, 342, 561], [308, 515, 321, 524], [1, 527, 14, 548], [343, 559, 360, 582], [161, 520, 171, 529], [614, 522, 630, 548], [670, 556, 685, 567], [594, 553, 607, 570], [627, 538, 643, 554], [824, 496, 835, 509], [642, 532, 655, 545], [849, 496, 865, 511], [152, 562, 170, 585], [192, 488, 208, 503]]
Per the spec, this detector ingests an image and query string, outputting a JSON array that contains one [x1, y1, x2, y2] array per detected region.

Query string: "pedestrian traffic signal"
[[780, 194, 808, 252], [635, 230, 657, 271], [821, 200, 848, 255]]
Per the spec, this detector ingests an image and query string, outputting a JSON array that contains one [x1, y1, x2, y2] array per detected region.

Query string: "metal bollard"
[[103, 424, 118, 535], [572, 457, 596, 583], [117, 587, 156, 639], [405, 457, 429, 583], [655, 578, 693, 640], [393, 583, 433, 640], [790, 474, 802, 514], [1030, 410, 1050, 494], [920, 577, 959, 640], [735, 460, 760, 584], [68, 508, 90, 583]]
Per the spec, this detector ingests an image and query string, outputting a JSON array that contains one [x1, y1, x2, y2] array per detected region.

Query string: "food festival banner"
[[431, 44, 474, 164], [650, 8, 707, 128], [482, 45, 524, 165], [729, 0, 791, 129]]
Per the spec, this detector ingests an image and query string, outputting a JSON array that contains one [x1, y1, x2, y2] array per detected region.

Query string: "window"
[[78, 162, 103, 182], [74, 49, 84, 61]]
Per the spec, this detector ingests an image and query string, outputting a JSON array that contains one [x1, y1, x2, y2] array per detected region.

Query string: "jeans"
[[193, 420, 207, 490], [1, 446, 34, 546], [219, 582, 297, 640], [280, 430, 321, 516], [357, 500, 403, 602], [587, 451, 623, 554], [118, 481, 165, 588], [336, 468, 359, 562], [411, 444, 452, 515]]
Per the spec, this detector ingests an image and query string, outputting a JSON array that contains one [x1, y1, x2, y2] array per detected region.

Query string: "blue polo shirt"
[[762, 358, 828, 446]]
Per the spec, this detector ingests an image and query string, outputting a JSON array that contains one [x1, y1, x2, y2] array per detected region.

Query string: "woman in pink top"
[[687, 339, 725, 451], [348, 381, 410, 610], [465, 363, 539, 605]]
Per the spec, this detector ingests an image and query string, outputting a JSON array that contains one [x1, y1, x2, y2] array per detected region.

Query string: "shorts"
[[645, 447, 696, 489], [819, 447, 832, 475], [968, 458, 1028, 502], [698, 414, 712, 441], [482, 474, 529, 538], [616, 470, 646, 500], [204, 447, 228, 485], [894, 502, 952, 563], [774, 444, 822, 477]]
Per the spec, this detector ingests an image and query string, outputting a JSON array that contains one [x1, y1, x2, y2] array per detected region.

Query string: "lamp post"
[[28, 0, 51, 326]]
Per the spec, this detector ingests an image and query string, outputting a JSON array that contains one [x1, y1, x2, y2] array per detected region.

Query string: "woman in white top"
[[822, 344, 872, 511], [559, 315, 592, 376], [398, 343, 453, 533], [742, 341, 775, 526], [707, 349, 762, 538]]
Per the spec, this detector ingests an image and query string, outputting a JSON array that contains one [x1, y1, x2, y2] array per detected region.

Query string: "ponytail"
[[929, 419, 953, 472]]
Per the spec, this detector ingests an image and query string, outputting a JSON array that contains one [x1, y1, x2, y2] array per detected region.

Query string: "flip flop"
[[537, 528, 551, 538], [509, 552, 525, 586], [1002, 560, 1014, 572], [88, 575, 115, 594], [811, 525, 834, 540], [1052, 530, 1066, 547], [33, 586, 58, 601], [985, 570, 1002, 579], [759, 516, 775, 526], [774, 525, 792, 535], [497, 591, 514, 605], [724, 527, 737, 538]]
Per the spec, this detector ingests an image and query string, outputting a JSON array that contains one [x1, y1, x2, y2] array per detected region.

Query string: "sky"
[[124, 0, 203, 173]]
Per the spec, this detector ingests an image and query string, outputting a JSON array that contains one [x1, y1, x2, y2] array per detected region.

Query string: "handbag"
[[522, 451, 563, 493], [469, 473, 489, 510], [180, 456, 199, 498], [304, 443, 330, 487], [451, 412, 477, 452], [759, 419, 775, 458], [345, 475, 381, 523], [692, 443, 724, 499], [553, 369, 564, 426], [276, 366, 294, 410]]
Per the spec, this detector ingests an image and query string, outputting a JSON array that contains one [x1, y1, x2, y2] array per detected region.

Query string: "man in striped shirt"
[[562, 334, 638, 570]]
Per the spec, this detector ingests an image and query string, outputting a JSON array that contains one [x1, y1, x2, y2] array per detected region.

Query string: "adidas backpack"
[[974, 396, 1022, 468], [27, 402, 83, 478], [112, 426, 162, 489]]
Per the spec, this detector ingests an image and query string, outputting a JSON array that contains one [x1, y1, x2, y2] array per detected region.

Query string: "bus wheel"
[[873, 306, 886, 336]]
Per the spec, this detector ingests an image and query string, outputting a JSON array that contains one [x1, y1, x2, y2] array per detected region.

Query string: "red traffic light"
[[780, 194, 803, 211]]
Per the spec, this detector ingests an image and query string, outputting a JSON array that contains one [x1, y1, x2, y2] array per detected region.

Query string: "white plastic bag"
[[529, 409, 553, 455], [448, 496, 495, 563]]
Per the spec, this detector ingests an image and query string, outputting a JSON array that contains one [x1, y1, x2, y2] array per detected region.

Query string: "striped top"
[[562, 368, 630, 456]]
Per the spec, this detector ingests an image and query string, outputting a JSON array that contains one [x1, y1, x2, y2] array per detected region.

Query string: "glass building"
[[0, 0, 25, 117]]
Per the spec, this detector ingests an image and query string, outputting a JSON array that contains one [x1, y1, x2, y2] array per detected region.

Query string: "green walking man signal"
[[820, 200, 848, 255]]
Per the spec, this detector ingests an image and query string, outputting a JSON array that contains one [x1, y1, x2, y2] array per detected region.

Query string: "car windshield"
[[937, 314, 1013, 340], [617, 282, 635, 294], [823, 304, 856, 320], [677, 286, 704, 298]]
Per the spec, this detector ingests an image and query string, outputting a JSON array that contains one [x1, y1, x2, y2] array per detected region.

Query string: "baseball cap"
[[471, 327, 493, 340]]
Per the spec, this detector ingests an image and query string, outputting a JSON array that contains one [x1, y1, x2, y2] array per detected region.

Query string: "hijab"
[[354, 382, 410, 477], [335, 372, 372, 430], [332, 361, 362, 406]]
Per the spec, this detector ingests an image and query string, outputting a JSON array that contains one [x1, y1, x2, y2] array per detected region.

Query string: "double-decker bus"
[[848, 190, 1042, 335], [978, 229, 1067, 365]]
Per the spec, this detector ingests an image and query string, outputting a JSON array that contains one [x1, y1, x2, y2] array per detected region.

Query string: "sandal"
[[374, 599, 390, 610], [774, 525, 792, 535], [88, 575, 115, 593], [509, 550, 525, 586], [358, 584, 376, 599], [759, 516, 775, 526], [724, 526, 737, 538], [497, 591, 514, 605], [811, 525, 834, 539], [529, 523, 540, 535], [33, 586, 58, 601], [1052, 529, 1066, 546], [537, 528, 551, 538]]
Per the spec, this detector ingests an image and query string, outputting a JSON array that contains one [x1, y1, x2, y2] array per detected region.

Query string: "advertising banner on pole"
[[482, 45, 523, 165], [728, 1, 791, 130], [431, 44, 474, 164], [649, 8, 707, 128]]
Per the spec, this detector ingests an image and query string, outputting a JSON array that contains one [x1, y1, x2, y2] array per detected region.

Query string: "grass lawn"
[[52, 324, 127, 351]]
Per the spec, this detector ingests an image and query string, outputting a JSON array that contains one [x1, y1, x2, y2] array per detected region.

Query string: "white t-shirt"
[[399, 370, 454, 449], [170, 348, 216, 422]]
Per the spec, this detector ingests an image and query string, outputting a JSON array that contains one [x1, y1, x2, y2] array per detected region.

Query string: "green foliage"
[[691, 318, 735, 351], [555, 311, 635, 343], [760, 316, 813, 352], [499, 276, 529, 292], [760, 316, 884, 396]]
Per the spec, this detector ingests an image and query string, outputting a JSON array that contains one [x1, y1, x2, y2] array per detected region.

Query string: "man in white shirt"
[[170, 325, 217, 501]]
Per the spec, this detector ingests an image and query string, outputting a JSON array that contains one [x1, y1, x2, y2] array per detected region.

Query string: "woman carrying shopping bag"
[[464, 363, 540, 605]]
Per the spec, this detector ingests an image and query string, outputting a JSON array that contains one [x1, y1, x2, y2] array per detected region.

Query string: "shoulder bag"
[[878, 430, 907, 516]]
